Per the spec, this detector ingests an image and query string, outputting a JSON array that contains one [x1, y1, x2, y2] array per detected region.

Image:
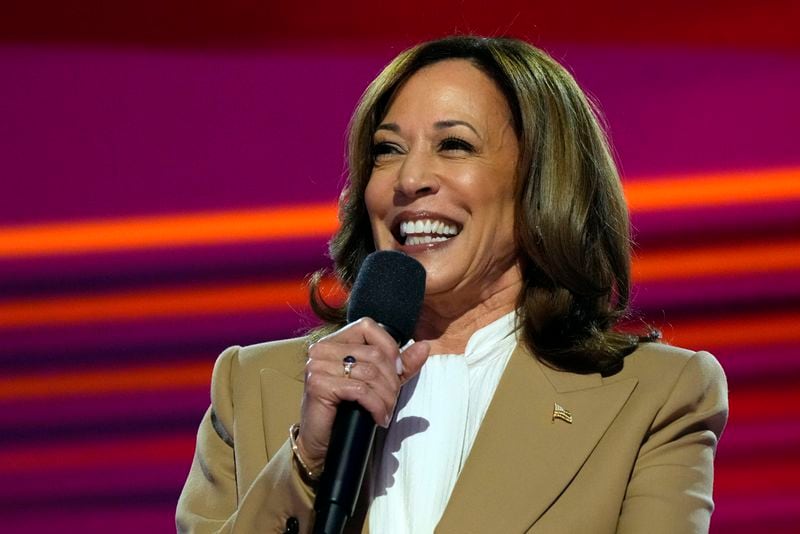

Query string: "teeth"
[[406, 235, 450, 245], [399, 219, 459, 238]]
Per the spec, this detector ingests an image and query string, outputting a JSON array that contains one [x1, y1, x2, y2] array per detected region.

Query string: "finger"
[[318, 317, 399, 358], [308, 373, 395, 428], [398, 340, 431, 383], [316, 357, 400, 412], [308, 341, 401, 387], [299, 370, 388, 463]]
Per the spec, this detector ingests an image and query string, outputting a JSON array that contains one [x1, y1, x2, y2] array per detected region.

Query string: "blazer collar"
[[436, 344, 637, 533]]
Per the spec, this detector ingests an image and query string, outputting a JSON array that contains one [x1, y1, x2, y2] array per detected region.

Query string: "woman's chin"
[[420, 272, 471, 303]]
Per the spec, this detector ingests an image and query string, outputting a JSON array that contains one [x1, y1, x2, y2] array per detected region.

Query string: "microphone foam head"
[[347, 251, 426, 345]]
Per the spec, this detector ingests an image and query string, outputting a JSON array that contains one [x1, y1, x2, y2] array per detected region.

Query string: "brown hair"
[[310, 35, 650, 375]]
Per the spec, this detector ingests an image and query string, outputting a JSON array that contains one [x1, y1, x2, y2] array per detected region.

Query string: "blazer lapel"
[[436, 345, 637, 533], [260, 368, 304, 458]]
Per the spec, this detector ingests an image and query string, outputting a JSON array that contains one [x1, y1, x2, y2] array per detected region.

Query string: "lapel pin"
[[552, 402, 573, 424]]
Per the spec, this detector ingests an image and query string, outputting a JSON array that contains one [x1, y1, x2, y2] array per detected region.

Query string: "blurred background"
[[1, 1, 798, 532]]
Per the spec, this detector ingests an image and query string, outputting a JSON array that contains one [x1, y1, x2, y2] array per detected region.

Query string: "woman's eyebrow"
[[434, 119, 480, 137], [375, 123, 400, 133], [375, 120, 481, 138]]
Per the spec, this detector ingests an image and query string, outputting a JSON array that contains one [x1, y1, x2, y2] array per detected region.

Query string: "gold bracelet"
[[289, 423, 322, 481]]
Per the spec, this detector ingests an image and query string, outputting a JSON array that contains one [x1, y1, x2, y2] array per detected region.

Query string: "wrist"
[[289, 423, 323, 483]]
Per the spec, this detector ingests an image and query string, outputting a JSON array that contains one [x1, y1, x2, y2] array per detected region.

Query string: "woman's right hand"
[[295, 317, 430, 474]]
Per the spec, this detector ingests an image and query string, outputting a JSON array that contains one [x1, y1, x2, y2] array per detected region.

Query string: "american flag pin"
[[552, 402, 573, 424]]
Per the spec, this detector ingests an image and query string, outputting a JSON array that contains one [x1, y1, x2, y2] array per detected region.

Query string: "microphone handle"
[[312, 401, 377, 534]]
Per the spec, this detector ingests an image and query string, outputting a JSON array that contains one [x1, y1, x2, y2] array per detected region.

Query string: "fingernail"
[[399, 339, 415, 352], [395, 356, 404, 375], [384, 414, 392, 427]]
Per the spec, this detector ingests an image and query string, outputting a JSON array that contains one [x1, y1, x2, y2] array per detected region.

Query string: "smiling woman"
[[317, 37, 638, 375], [365, 59, 521, 330], [177, 36, 728, 534]]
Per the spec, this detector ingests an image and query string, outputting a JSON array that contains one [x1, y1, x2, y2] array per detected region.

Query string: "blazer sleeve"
[[176, 346, 316, 533], [617, 350, 729, 533]]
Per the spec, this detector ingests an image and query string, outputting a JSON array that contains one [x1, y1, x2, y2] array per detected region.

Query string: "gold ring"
[[343, 355, 356, 378]]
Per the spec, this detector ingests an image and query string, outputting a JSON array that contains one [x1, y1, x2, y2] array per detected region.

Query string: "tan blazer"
[[176, 337, 728, 533]]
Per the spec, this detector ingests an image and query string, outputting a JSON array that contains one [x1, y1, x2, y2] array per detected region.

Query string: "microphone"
[[312, 250, 426, 534]]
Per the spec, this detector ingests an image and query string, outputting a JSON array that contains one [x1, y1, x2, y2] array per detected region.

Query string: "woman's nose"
[[394, 151, 439, 198]]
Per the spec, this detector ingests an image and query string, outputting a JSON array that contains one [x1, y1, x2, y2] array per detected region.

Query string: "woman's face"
[[365, 59, 521, 304]]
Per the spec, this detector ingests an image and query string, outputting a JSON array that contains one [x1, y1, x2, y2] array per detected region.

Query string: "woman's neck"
[[414, 266, 522, 355]]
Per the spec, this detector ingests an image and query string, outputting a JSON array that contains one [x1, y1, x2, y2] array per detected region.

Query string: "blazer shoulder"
[[619, 342, 725, 383], [212, 335, 308, 376], [614, 342, 728, 416], [209, 336, 309, 414], [238, 336, 310, 378]]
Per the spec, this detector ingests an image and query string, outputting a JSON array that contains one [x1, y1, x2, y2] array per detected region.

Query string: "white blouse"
[[368, 311, 518, 534]]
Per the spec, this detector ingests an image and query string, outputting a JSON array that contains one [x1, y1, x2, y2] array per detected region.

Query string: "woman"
[[177, 36, 728, 533]]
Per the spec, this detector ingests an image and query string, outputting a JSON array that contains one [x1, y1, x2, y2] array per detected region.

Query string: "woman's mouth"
[[398, 218, 460, 246]]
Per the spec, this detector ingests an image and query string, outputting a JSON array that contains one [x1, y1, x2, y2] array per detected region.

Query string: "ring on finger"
[[342, 355, 357, 378]]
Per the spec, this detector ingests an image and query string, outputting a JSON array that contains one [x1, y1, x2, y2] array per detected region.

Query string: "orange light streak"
[[0, 277, 344, 329], [0, 167, 797, 259], [0, 203, 338, 258], [1, 311, 797, 402], [714, 458, 800, 495], [623, 166, 800, 211], [725, 387, 800, 425], [0, 236, 798, 329], [632, 239, 800, 282], [659, 310, 800, 349], [0, 280, 305, 328], [0, 361, 211, 401], [0, 433, 193, 473]]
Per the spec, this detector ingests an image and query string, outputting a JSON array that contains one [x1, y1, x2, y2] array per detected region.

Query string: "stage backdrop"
[[2, 2, 799, 532]]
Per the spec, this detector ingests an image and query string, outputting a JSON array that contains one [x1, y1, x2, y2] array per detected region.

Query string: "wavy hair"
[[309, 35, 652, 375]]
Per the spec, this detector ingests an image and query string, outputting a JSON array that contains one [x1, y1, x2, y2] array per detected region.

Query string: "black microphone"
[[312, 250, 426, 534]]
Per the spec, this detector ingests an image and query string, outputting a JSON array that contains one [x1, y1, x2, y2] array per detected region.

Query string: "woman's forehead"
[[379, 60, 513, 132]]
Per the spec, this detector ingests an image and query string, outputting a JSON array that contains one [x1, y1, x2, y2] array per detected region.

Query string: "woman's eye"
[[371, 142, 401, 160], [439, 137, 475, 153]]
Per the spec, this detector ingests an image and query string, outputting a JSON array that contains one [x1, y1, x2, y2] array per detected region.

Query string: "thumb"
[[398, 340, 430, 383]]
